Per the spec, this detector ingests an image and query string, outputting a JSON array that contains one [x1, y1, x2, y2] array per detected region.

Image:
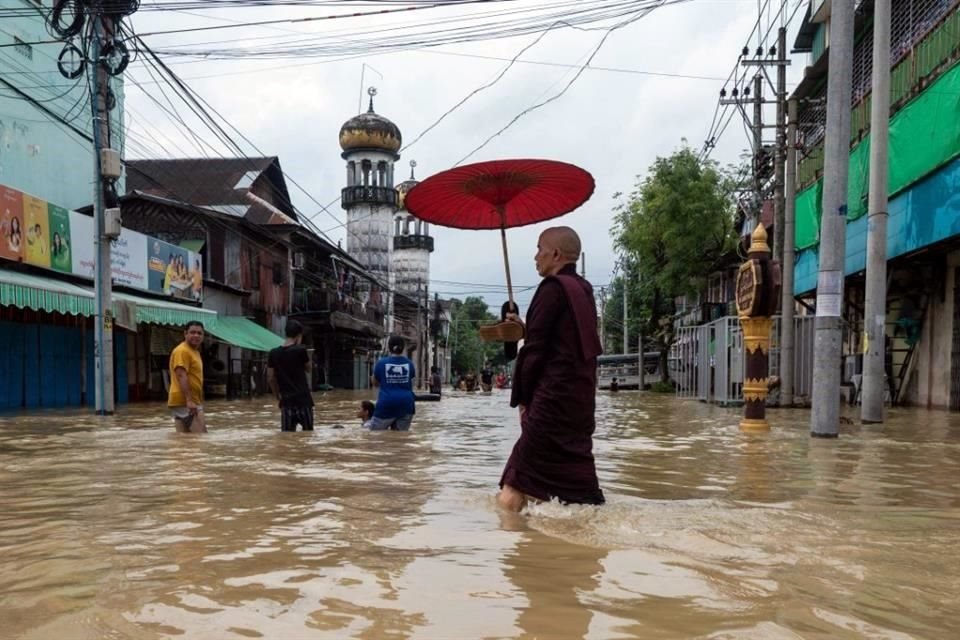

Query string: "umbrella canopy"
[[404, 159, 595, 230]]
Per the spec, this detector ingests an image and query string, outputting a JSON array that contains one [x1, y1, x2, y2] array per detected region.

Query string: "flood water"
[[1, 390, 959, 639]]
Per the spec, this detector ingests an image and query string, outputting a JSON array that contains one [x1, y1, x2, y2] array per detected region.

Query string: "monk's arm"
[[514, 281, 563, 396]]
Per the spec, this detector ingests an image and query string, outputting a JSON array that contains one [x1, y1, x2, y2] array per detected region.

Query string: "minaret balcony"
[[342, 185, 398, 208], [394, 234, 434, 252]]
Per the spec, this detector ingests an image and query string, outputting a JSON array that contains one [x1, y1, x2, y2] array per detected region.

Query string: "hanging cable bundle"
[[48, 0, 85, 39], [80, 0, 141, 17]]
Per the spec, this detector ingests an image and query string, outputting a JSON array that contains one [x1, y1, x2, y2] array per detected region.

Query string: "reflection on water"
[[1, 391, 959, 639]]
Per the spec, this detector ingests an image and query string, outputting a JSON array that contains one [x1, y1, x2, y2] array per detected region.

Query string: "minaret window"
[[395, 217, 402, 237], [415, 219, 422, 236], [362, 160, 372, 186], [423, 222, 429, 236], [347, 161, 356, 186], [377, 161, 387, 188], [403, 216, 411, 235]]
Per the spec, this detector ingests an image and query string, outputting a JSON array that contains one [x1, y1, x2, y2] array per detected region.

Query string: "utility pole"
[[623, 277, 629, 355], [433, 292, 440, 370], [581, 252, 586, 278], [416, 278, 423, 389], [599, 287, 606, 353], [52, 4, 136, 414], [774, 27, 787, 270], [811, 0, 855, 437], [91, 15, 114, 415], [752, 73, 763, 204], [862, 0, 892, 423], [780, 99, 798, 407]]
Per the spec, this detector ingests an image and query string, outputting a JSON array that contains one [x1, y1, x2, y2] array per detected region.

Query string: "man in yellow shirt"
[[169, 321, 206, 433]]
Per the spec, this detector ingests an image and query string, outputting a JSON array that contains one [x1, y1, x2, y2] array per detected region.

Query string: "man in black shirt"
[[267, 320, 314, 431], [480, 363, 494, 392]]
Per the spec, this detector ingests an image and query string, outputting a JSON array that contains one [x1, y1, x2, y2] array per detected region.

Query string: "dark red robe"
[[500, 263, 604, 505]]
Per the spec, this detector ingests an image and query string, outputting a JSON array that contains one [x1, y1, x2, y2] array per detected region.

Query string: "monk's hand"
[[505, 312, 525, 332]]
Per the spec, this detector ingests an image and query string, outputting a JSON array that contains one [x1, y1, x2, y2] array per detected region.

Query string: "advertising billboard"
[[1, 183, 202, 301]]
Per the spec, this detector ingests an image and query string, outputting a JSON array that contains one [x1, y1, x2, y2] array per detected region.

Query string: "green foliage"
[[448, 297, 508, 376], [609, 145, 739, 379]]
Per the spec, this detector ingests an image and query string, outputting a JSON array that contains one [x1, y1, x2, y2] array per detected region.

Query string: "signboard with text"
[[0, 182, 203, 301]]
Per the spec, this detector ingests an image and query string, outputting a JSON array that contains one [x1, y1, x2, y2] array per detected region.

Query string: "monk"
[[498, 226, 604, 511]]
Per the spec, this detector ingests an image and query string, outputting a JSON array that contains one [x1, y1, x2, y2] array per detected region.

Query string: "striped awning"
[[0, 268, 215, 327]]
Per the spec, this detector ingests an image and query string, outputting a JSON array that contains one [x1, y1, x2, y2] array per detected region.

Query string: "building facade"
[[791, 0, 960, 408]]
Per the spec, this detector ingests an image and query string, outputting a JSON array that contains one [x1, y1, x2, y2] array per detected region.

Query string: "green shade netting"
[[795, 60, 960, 250]]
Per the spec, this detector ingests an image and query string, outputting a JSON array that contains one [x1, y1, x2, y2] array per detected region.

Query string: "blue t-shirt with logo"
[[373, 355, 416, 418]]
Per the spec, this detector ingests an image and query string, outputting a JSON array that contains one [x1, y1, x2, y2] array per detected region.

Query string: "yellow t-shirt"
[[168, 342, 204, 407]]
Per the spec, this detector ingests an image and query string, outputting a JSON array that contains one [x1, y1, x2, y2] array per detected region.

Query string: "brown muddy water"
[[1, 390, 959, 639]]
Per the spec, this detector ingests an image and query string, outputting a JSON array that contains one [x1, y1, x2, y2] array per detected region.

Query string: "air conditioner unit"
[[292, 251, 305, 269]]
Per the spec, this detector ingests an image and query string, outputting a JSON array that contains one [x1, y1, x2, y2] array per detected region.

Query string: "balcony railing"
[[393, 234, 435, 252], [798, 4, 960, 188], [341, 185, 398, 208], [293, 287, 385, 327]]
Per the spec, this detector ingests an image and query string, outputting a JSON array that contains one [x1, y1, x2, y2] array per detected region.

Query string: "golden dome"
[[339, 89, 401, 155], [396, 160, 419, 211]]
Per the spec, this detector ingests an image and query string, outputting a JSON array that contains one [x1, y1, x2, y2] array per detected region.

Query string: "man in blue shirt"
[[368, 335, 416, 431]]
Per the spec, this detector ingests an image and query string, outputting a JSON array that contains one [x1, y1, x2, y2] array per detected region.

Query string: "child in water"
[[357, 400, 375, 428]]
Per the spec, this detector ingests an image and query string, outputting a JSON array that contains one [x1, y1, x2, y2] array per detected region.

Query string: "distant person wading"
[[168, 321, 207, 433], [267, 320, 315, 432], [369, 335, 416, 431]]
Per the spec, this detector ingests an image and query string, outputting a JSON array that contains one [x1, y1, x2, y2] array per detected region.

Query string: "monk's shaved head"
[[539, 226, 581, 262], [534, 226, 582, 277]]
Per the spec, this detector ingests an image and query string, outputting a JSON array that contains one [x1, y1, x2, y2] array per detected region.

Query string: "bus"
[[597, 352, 661, 390]]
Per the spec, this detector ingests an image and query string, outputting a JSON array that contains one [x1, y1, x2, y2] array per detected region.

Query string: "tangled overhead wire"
[[49, 0, 137, 86]]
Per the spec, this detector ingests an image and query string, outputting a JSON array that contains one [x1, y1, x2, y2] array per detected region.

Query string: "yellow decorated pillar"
[[735, 224, 781, 432]]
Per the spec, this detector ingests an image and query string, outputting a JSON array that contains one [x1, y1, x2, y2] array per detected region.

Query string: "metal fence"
[[670, 316, 815, 405]]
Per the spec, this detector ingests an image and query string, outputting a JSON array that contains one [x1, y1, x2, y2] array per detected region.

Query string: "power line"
[[454, 4, 660, 165]]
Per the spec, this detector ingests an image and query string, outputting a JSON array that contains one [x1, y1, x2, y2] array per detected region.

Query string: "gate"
[[671, 316, 814, 404]]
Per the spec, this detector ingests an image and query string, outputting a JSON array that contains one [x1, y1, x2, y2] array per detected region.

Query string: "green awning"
[[1, 269, 95, 316], [0, 269, 216, 327], [205, 316, 284, 351], [114, 292, 216, 327]]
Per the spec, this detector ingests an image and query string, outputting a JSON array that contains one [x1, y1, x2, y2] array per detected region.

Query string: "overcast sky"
[[126, 0, 806, 312]]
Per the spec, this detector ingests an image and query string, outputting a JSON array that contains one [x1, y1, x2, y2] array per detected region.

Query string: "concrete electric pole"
[[91, 15, 116, 415], [780, 99, 798, 407], [774, 27, 787, 271], [811, 0, 855, 437], [861, 0, 892, 423]]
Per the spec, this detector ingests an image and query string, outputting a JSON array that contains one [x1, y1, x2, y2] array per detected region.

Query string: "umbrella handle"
[[500, 224, 514, 306]]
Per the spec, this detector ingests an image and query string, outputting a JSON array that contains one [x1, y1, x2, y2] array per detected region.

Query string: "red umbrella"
[[404, 159, 595, 307]]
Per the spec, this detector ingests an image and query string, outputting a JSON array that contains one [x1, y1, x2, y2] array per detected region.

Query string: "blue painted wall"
[[795, 155, 960, 294], [0, 3, 124, 209]]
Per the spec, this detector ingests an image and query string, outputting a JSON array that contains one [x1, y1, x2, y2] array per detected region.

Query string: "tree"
[[611, 146, 738, 380], [448, 297, 508, 377]]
